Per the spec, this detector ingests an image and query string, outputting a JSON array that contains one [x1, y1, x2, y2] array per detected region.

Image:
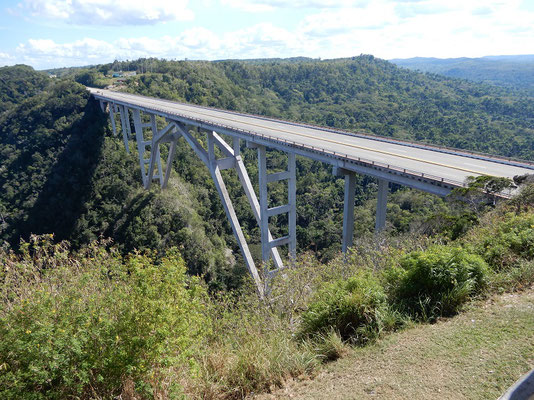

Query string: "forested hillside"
[[1, 56, 534, 289], [391, 55, 534, 95], [1, 57, 534, 399], [100, 56, 534, 160], [0, 64, 50, 114], [0, 76, 241, 290]]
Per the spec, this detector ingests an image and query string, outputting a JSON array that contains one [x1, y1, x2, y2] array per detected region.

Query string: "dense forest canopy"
[[1, 56, 533, 289], [0, 64, 50, 114]]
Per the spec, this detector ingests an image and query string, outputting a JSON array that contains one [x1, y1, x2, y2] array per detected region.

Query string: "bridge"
[[88, 87, 534, 295]]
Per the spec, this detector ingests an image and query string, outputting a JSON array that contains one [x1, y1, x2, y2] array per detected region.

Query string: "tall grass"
[[1, 192, 533, 398]]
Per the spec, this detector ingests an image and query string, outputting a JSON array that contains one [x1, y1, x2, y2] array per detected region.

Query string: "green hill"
[[106, 56, 534, 160], [0, 64, 50, 114], [391, 55, 534, 95]]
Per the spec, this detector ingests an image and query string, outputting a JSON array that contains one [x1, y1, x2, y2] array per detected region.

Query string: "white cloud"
[[17, 0, 194, 25], [293, 0, 534, 59], [221, 0, 369, 12], [6, 0, 534, 69], [12, 23, 303, 68], [0, 52, 16, 66], [300, 3, 397, 37]]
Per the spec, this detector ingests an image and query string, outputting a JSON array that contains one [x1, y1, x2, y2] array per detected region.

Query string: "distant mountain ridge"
[[391, 55, 534, 94]]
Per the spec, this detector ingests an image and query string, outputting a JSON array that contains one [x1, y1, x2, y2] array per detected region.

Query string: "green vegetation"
[[1, 189, 533, 398], [469, 212, 534, 269], [1, 58, 534, 398], [299, 272, 395, 344], [0, 237, 210, 399], [0, 65, 50, 114], [387, 246, 489, 320]]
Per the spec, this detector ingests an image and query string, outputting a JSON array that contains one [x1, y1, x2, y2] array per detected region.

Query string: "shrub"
[[388, 246, 489, 320], [0, 237, 210, 399], [470, 213, 534, 270], [298, 272, 395, 344]]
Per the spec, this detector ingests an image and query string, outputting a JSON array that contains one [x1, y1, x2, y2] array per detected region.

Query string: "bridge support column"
[[206, 132, 264, 297], [109, 104, 117, 137], [162, 134, 179, 189], [257, 146, 297, 272], [375, 179, 389, 233], [132, 109, 149, 187], [258, 145, 270, 264], [233, 142, 283, 271], [333, 167, 356, 253], [118, 105, 130, 154], [342, 172, 356, 253], [146, 115, 164, 188], [131, 109, 167, 189], [169, 124, 280, 295], [288, 152, 297, 260]]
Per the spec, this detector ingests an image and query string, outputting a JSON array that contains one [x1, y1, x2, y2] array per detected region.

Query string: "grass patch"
[[257, 287, 534, 400]]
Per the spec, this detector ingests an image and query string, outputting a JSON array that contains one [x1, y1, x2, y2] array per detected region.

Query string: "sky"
[[1, 0, 533, 70]]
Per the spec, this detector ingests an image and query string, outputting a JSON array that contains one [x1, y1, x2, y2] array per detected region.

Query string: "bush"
[[298, 272, 395, 345], [0, 237, 210, 399], [388, 246, 489, 320], [470, 213, 534, 270]]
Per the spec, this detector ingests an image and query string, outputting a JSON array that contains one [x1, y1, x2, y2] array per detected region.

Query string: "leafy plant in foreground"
[[0, 236, 210, 399], [469, 212, 534, 270], [387, 246, 489, 320], [298, 272, 395, 344]]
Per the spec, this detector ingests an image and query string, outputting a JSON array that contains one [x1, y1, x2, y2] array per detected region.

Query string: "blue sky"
[[1, 0, 534, 70]]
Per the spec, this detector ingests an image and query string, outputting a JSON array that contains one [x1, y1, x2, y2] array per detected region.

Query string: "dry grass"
[[255, 286, 534, 400]]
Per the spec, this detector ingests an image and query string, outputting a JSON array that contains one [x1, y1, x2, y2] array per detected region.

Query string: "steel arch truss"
[[103, 102, 301, 296]]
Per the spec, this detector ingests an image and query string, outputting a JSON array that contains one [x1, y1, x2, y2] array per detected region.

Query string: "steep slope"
[[0, 75, 241, 289]]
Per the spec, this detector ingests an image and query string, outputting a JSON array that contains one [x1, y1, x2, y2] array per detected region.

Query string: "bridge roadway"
[[89, 88, 533, 195], [89, 87, 534, 295]]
